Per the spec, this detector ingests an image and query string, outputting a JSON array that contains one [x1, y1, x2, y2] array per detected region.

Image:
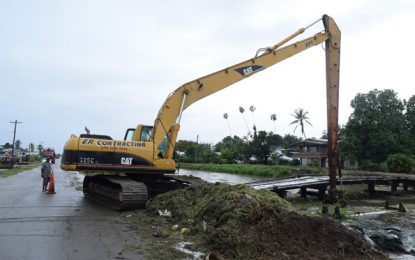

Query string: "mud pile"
[[147, 181, 386, 259]]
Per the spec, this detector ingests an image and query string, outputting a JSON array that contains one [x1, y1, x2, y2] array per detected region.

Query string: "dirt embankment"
[[128, 177, 386, 259]]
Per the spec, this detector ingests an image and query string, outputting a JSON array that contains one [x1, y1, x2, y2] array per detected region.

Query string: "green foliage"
[[248, 131, 285, 164], [147, 182, 292, 259], [340, 89, 411, 166], [290, 108, 312, 139], [282, 134, 302, 147], [0, 162, 40, 178], [177, 131, 299, 166], [175, 140, 219, 163], [2, 143, 12, 149], [289, 159, 301, 166], [23, 154, 41, 162], [386, 153, 415, 173], [215, 136, 248, 163]]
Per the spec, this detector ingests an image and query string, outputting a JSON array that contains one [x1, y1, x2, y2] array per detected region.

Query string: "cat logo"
[[121, 157, 133, 165], [234, 65, 264, 77]]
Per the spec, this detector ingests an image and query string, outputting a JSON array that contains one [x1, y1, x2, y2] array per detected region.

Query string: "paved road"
[[0, 160, 143, 260]]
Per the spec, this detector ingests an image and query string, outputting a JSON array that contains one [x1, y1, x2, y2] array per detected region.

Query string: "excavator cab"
[[124, 124, 153, 142]]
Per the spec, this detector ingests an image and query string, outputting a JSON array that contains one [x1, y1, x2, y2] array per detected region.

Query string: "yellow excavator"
[[61, 14, 341, 209]]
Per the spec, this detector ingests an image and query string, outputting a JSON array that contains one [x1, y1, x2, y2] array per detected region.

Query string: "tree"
[[3, 142, 12, 148], [215, 136, 247, 163], [29, 143, 35, 152], [223, 113, 232, 136], [15, 139, 21, 149], [239, 106, 250, 135], [270, 113, 277, 132], [339, 89, 408, 164], [249, 105, 256, 129], [290, 108, 312, 139], [248, 131, 284, 164], [175, 140, 219, 163], [282, 134, 302, 148], [405, 95, 415, 152]]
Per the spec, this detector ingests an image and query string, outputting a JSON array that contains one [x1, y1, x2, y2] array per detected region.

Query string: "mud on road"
[[0, 161, 144, 260]]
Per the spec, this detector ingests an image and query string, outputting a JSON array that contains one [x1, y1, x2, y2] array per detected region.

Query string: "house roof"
[[290, 138, 328, 147]]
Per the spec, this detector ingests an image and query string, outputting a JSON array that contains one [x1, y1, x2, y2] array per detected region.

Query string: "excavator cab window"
[[124, 128, 135, 141], [124, 126, 153, 142], [158, 136, 168, 158], [140, 126, 153, 142]]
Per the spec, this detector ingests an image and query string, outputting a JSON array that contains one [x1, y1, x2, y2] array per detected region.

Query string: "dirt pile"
[[147, 181, 386, 259]]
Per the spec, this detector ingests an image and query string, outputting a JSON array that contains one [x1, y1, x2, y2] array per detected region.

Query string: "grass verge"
[[0, 162, 41, 178], [179, 163, 321, 178]]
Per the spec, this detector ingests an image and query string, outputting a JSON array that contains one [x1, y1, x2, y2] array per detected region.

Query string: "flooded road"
[[0, 160, 143, 260]]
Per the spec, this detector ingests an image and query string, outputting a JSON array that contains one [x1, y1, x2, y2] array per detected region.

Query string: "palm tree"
[[290, 108, 312, 139], [29, 143, 35, 152], [249, 105, 256, 129], [239, 106, 250, 135], [223, 113, 232, 136], [270, 113, 277, 133], [15, 139, 21, 149]]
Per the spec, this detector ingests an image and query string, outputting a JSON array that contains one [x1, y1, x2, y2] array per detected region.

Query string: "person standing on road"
[[41, 158, 52, 192]]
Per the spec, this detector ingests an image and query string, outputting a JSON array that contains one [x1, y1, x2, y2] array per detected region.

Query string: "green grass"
[[179, 163, 321, 178], [0, 162, 41, 178]]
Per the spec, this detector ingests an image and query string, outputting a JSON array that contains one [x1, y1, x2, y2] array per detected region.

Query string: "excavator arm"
[[61, 14, 340, 198], [60, 14, 341, 209], [154, 15, 341, 189]]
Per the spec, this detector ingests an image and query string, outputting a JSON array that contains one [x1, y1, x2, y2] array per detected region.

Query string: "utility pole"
[[10, 120, 22, 166], [194, 134, 199, 162]]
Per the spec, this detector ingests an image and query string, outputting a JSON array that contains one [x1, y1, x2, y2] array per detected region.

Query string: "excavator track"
[[83, 176, 148, 210]]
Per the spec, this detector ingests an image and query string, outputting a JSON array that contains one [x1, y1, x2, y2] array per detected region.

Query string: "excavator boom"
[[61, 15, 341, 209]]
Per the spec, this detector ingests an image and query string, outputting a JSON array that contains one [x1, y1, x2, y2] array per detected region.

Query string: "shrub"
[[386, 153, 415, 174], [289, 159, 301, 166], [360, 160, 381, 171]]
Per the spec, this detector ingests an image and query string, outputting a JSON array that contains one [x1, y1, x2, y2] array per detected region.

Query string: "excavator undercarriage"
[[83, 175, 188, 210]]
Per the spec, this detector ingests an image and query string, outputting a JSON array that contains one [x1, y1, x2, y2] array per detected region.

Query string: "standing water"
[[177, 168, 268, 184]]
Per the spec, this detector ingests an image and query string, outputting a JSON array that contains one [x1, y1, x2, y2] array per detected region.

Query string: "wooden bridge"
[[248, 174, 415, 199]]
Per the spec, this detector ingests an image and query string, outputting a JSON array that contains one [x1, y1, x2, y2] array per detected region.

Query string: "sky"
[[1, 0, 415, 152]]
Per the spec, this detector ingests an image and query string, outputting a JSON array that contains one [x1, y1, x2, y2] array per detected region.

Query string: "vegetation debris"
[[145, 178, 386, 259]]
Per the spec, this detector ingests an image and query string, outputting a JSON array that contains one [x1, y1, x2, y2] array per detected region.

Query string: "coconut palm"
[[270, 113, 277, 133], [29, 143, 35, 152], [223, 113, 232, 136], [290, 108, 312, 139], [239, 106, 250, 134], [249, 105, 256, 128], [15, 139, 21, 149]]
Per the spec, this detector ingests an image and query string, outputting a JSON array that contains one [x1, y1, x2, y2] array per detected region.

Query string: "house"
[[289, 138, 328, 167], [271, 146, 294, 163]]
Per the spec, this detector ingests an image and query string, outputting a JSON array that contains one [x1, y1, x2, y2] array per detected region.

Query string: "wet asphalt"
[[0, 160, 144, 260]]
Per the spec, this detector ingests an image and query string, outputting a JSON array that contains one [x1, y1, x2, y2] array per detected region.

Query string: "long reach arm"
[[154, 15, 341, 195], [60, 15, 341, 209]]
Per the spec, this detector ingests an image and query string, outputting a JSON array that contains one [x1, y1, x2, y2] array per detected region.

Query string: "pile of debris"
[[147, 181, 386, 259]]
